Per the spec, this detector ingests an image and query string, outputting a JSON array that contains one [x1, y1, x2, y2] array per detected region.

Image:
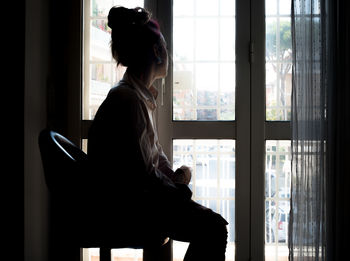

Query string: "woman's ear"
[[153, 43, 163, 64]]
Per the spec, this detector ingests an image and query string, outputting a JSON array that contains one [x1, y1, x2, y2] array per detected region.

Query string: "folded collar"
[[121, 71, 158, 110]]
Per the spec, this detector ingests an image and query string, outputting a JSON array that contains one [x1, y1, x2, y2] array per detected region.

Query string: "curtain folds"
[[290, 0, 350, 260], [289, 0, 327, 259]]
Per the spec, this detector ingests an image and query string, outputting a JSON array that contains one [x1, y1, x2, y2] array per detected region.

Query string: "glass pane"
[[111, 248, 143, 261], [83, 0, 144, 120], [265, 140, 291, 261], [220, 0, 235, 16], [266, 0, 277, 16], [85, 63, 113, 119], [173, 0, 235, 121], [112, 0, 143, 9], [82, 248, 99, 261], [173, 139, 235, 261], [173, 18, 194, 61], [220, 63, 236, 120], [265, 0, 292, 121], [91, 0, 113, 17], [279, 0, 291, 15], [195, 0, 219, 16], [91, 0, 144, 17], [195, 19, 219, 61], [90, 19, 112, 62], [220, 18, 235, 61], [83, 247, 143, 261], [174, 0, 194, 16], [82, 139, 88, 153], [219, 154, 235, 197]]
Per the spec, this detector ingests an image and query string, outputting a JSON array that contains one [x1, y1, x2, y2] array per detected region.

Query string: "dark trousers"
[[85, 194, 228, 261], [141, 199, 229, 261]]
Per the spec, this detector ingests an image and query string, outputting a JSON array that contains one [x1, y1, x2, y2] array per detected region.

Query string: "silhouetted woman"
[[87, 6, 228, 261]]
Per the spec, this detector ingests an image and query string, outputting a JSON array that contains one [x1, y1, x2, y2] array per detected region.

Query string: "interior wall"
[[24, 0, 50, 260]]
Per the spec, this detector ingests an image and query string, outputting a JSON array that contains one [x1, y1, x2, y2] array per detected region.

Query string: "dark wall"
[[24, 0, 82, 260], [24, 0, 50, 260]]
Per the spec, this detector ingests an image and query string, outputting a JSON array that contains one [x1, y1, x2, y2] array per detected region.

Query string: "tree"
[[266, 20, 292, 120]]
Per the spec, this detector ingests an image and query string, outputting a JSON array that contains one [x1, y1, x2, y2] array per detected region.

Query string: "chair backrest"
[[38, 129, 88, 193]]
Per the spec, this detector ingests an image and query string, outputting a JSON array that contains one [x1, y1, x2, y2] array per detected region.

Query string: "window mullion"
[[250, 0, 266, 260], [235, 0, 252, 260]]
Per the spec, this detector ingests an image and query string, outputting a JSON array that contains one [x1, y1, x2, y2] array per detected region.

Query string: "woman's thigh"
[[157, 200, 228, 243], [101, 197, 228, 245]]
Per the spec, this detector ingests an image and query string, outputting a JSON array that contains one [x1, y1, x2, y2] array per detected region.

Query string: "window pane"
[[265, 0, 292, 121], [266, 0, 277, 16], [91, 0, 113, 17], [220, 0, 235, 16], [265, 140, 291, 261], [173, 0, 235, 121], [173, 139, 235, 261], [82, 139, 88, 153], [173, 18, 194, 61], [112, 0, 143, 9], [195, 19, 219, 61], [195, 0, 219, 16], [174, 0, 194, 16], [83, 0, 144, 120], [111, 248, 142, 261], [90, 19, 112, 62]]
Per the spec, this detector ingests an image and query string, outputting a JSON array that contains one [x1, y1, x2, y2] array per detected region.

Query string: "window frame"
[[156, 1, 252, 260], [76, 0, 292, 260]]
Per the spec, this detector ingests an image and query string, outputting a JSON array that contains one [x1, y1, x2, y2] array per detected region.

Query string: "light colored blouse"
[[119, 71, 175, 181]]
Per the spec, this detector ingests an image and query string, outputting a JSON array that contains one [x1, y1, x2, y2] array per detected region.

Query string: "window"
[[265, 0, 292, 121], [173, 0, 236, 121], [265, 140, 291, 260], [79, 0, 292, 260], [173, 140, 236, 261]]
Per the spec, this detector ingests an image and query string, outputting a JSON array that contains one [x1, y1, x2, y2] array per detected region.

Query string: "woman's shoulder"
[[107, 82, 140, 104]]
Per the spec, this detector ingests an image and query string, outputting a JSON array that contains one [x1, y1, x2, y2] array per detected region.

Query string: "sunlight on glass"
[[173, 0, 235, 121], [174, 0, 194, 16], [265, 140, 291, 261], [265, 0, 292, 121], [173, 18, 194, 61], [91, 0, 143, 16], [84, 0, 144, 120], [196, 0, 219, 16], [112, 248, 143, 261], [266, 0, 277, 15], [220, 18, 235, 61], [82, 248, 99, 261], [173, 139, 235, 261], [195, 19, 219, 61], [220, 0, 235, 16]]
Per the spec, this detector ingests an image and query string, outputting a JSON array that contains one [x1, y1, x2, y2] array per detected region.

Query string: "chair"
[[38, 129, 170, 261]]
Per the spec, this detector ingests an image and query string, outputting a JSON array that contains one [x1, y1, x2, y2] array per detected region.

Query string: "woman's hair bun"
[[107, 6, 162, 68], [107, 6, 151, 30]]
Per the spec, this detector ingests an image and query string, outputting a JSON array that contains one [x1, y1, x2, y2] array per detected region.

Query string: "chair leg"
[[100, 247, 111, 261]]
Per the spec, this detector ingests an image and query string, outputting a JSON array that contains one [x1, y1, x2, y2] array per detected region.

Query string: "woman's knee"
[[206, 213, 228, 241]]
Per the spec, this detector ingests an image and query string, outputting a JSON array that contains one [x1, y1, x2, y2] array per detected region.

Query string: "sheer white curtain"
[[289, 0, 327, 259]]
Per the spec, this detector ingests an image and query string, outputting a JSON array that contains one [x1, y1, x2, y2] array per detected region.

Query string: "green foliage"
[[92, 0, 98, 17], [266, 20, 292, 61]]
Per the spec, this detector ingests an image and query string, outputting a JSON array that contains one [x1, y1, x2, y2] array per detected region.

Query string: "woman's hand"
[[174, 165, 192, 185]]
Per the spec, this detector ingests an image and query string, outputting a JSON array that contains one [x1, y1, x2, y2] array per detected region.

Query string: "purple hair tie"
[[147, 19, 161, 37]]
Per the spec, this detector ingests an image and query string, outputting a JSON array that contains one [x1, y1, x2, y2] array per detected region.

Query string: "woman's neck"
[[127, 67, 156, 89]]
